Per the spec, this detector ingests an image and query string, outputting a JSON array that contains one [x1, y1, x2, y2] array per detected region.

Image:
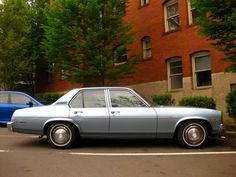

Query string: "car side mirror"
[[26, 101, 33, 107]]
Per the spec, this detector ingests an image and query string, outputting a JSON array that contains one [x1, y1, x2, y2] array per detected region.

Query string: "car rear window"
[[0, 93, 9, 104]]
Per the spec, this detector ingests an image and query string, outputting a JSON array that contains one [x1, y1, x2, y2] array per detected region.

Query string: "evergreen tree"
[[192, 0, 236, 71], [42, 0, 136, 86]]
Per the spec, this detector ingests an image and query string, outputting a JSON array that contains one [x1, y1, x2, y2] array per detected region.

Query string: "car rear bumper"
[[7, 122, 13, 132]]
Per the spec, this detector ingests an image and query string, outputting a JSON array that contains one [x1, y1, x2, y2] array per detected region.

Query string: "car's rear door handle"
[[74, 111, 83, 114]]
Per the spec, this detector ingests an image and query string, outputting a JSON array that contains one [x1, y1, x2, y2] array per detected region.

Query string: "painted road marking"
[[0, 135, 39, 138], [1, 150, 236, 156], [68, 151, 236, 156]]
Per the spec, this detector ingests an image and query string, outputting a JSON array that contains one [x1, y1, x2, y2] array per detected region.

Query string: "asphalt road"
[[0, 127, 236, 177]]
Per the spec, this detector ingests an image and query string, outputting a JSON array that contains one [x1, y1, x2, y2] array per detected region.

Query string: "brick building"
[[37, 0, 236, 117]]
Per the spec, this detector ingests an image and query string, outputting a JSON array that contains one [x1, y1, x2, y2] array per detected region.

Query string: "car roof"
[[0, 91, 27, 94], [52, 87, 134, 105]]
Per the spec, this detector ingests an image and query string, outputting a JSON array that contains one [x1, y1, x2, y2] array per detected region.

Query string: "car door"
[[69, 89, 109, 137], [108, 89, 158, 138], [0, 93, 12, 123]]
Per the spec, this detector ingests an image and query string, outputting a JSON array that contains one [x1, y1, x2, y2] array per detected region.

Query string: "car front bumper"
[[219, 123, 226, 137]]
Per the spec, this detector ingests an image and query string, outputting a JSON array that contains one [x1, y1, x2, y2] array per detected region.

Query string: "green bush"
[[35, 92, 64, 105], [152, 94, 174, 106], [179, 96, 216, 109], [226, 89, 236, 119]]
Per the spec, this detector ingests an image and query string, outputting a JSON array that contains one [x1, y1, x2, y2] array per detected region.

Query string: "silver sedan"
[[8, 87, 225, 149]]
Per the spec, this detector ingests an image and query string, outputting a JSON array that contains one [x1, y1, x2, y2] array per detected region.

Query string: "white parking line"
[[0, 150, 9, 153], [68, 151, 236, 156], [0, 135, 38, 138], [1, 149, 236, 156]]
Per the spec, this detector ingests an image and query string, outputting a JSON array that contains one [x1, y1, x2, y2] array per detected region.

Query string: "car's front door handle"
[[111, 111, 120, 114]]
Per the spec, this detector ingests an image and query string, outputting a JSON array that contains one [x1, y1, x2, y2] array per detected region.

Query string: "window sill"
[[168, 88, 183, 92], [186, 23, 198, 29], [194, 85, 212, 90], [142, 57, 152, 61], [162, 28, 181, 36]]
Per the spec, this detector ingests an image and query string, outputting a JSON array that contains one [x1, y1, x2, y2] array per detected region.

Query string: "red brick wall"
[[123, 0, 229, 86], [37, 0, 230, 92]]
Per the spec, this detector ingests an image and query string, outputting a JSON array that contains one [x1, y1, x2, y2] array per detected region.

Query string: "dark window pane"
[[115, 46, 127, 64], [196, 70, 212, 87], [142, 37, 151, 59], [170, 61, 182, 74], [167, 3, 178, 17], [168, 16, 180, 30], [195, 55, 211, 71], [191, 8, 199, 24], [170, 75, 183, 89]]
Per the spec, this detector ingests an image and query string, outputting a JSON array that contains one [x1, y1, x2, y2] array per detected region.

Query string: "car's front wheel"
[[177, 121, 208, 148], [47, 122, 77, 149]]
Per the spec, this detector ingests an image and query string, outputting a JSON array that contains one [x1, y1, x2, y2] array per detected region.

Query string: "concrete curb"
[[225, 131, 236, 137]]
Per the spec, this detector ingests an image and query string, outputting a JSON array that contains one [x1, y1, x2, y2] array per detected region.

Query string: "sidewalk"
[[225, 119, 236, 137]]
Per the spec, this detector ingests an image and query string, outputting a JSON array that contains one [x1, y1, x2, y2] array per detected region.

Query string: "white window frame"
[[167, 57, 183, 91], [192, 52, 212, 89], [140, 0, 150, 7], [142, 36, 152, 60], [187, 0, 197, 25], [164, 0, 180, 32]]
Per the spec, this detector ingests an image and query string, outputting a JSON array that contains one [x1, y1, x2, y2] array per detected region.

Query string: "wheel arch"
[[174, 118, 212, 139], [43, 119, 81, 136]]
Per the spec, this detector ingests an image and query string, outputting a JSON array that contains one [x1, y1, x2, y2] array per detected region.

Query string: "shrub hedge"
[[35, 92, 64, 105], [178, 96, 216, 109], [152, 94, 174, 106], [226, 89, 236, 119]]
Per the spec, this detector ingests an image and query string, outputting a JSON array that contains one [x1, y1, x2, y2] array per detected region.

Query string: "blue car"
[[0, 91, 43, 124]]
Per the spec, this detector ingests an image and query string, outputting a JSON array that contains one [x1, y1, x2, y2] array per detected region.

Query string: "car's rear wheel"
[[47, 122, 77, 149], [177, 121, 208, 148]]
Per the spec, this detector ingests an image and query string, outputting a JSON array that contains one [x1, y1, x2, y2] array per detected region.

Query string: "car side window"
[[71, 90, 106, 108], [110, 90, 146, 107], [70, 92, 83, 108], [11, 94, 31, 104], [0, 93, 9, 104]]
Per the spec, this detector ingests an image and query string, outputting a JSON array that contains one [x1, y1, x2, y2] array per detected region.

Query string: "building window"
[[231, 84, 236, 91], [114, 45, 127, 64], [164, 0, 180, 32], [140, 0, 149, 7], [192, 52, 212, 88], [142, 36, 151, 59], [187, 0, 199, 25], [167, 57, 183, 90]]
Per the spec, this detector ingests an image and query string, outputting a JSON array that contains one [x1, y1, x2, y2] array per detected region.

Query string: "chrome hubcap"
[[184, 124, 205, 146], [52, 126, 71, 145], [186, 126, 201, 142]]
